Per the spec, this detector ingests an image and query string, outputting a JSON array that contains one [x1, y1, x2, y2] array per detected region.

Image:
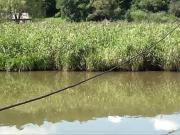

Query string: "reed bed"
[[0, 19, 179, 71]]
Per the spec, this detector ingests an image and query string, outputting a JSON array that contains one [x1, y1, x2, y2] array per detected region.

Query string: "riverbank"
[[0, 19, 179, 72]]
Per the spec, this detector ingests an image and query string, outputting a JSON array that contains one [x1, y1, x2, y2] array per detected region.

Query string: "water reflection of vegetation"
[[0, 72, 180, 126]]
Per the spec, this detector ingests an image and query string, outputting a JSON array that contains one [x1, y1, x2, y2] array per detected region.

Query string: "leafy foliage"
[[132, 0, 170, 12], [56, 0, 179, 21], [56, 0, 132, 21], [129, 10, 177, 22], [169, 0, 180, 17], [0, 0, 27, 19], [0, 0, 58, 19], [0, 19, 179, 71], [60, 0, 92, 21], [0, 0, 179, 21], [87, 0, 132, 21], [26, 0, 45, 18]]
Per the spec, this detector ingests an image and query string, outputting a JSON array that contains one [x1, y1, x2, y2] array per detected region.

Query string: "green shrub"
[[130, 10, 177, 22], [132, 0, 169, 13], [57, 0, 132, 21], [169, 0, 180, 17], [0, 20, 179, 71], [87, 0, 131, 21]]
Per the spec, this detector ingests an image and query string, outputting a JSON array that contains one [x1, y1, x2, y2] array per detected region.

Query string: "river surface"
[[0, 72, 180, 134]]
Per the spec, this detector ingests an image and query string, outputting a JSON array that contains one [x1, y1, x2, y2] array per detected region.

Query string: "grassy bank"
[[0, 19, 179, 71]]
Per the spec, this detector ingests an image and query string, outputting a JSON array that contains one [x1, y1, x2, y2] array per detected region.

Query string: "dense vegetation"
[[0, 19, 179, 71], [0, 1, 179, 72], [57, 0, 180, 21], [0, 0, 179, 22], [0, 0, 57, 20]]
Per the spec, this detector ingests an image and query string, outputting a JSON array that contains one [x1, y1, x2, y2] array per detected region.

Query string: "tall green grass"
[[0, 19, 179, 71]]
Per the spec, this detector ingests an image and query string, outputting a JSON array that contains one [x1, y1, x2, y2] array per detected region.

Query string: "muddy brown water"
[[0, 72, 180, 134]]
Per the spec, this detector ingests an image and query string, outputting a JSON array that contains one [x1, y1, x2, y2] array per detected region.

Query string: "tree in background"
[[87, 0, 132, 21], [1, 0, 179, 22], [132, 0, 170, 12], [0, 0, 27, 21], [58, 0, 92, 21], [44, 0, 58, 17], [169, 0, 180, 17], [0, 0, 57, 20], [55, 0, 132, 21], [26, 0, 46, 18]]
